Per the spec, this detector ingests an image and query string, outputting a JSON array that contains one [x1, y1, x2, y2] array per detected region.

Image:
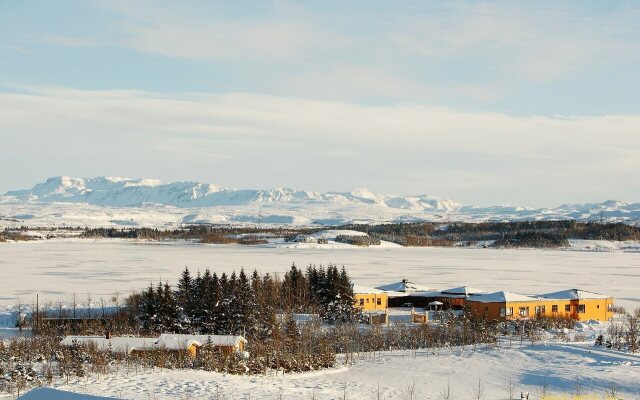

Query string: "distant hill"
[[1, 176, 639, 227]]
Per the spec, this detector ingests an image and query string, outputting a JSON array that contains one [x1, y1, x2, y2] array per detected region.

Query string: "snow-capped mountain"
[[3, 176, 461, 211], [1, 176, 639, 227]]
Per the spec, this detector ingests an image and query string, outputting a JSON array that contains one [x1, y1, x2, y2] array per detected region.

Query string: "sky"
[[0, 1, 639, 207]]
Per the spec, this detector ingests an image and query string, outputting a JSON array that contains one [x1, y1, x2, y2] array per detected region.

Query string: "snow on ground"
[[259, 230, 402, 249], [0, 241, 639, 310], [567, 239, 640, 252], [27, 342, 640, 399]]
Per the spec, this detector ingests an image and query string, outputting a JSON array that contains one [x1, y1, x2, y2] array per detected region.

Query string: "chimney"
[[105, 330, 111, 339]]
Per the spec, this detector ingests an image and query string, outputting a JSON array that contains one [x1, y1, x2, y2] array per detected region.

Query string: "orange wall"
[[468, 298, 613, 322], [354, 293, 388, 311]]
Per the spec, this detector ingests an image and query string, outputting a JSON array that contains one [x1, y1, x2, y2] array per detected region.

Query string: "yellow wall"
[[468, 297, 613, 322], [185, 343, 197, 358], [354, 293, 388, 311]]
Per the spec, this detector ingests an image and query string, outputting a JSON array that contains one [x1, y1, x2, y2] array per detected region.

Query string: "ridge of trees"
[[72, 220, 640, 249]]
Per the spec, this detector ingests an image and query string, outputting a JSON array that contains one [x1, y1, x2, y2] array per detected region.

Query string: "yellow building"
[[539, 289, 614, 322], [352, 285, 388, 311], [467, 289, 614, 322]]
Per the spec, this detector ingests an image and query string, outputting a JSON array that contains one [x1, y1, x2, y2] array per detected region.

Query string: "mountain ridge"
[[3, 176, 463, 211], [2, 176, 639, 227]]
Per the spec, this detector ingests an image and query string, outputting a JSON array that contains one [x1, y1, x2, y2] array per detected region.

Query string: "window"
[[519, 307, 529, 317], [565, 304, 571, 312], [597, 304, 600, 309], [552, 305, 558, 313], [500, 307, 513, 317], [366, 298, 370, 303], [376, 298, 381, 306], [484, 307, 489, 312], [359, 299, 364, 306], [578, 304, 586, 314], [535, 306, 545, 315]]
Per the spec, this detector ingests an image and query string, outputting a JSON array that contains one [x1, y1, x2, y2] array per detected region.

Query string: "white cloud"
[[31, 2, 640, 104], [0, 87, 638, 206], [89, 0, 338, 62], [382, 3, 640, 82]]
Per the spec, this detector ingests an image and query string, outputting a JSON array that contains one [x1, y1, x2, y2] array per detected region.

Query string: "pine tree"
[[139, 283, 158, 332], [192, 271, 204, 331], [177, 267, 194, 327], [200, 269, 215, 333], [226, 271, 239, 333], [161, 282, 179, 331], [217, 273, 230, 334]]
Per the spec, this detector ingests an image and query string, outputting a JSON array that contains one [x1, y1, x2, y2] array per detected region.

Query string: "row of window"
[[499, 304, 586, 317], [358, 297, 383, 306]]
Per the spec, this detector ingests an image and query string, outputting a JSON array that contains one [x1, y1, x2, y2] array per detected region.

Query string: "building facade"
[[467, 289, 614, 322], [353, 285, 388, 311]]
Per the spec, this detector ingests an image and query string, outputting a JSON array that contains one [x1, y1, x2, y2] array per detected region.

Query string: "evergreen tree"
[[139, 283, 158, 332], [217, 273, 230, 334], [192, 271, 204, 331], [176, 267, 194, 327], [200, 269, 215, 333], [161, 282, 179, 331]]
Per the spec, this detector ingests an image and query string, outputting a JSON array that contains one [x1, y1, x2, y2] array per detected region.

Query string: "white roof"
[[376, 279, 434, 293], [468, 291, 540, 303], [60, 336, 198, 353], [441, 286, 488, 296], [540, 289, 611, 300], [352, 284, 385, 294], [158, 334, 247, 347]]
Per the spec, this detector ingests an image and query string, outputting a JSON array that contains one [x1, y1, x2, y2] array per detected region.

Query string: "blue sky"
[[1, 1, 639, 206]]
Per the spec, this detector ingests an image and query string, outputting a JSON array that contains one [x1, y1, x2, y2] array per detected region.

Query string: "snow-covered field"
[[19, 341, 640, 399], [1, 241, 639, 310], [1, 241, 640, 399]]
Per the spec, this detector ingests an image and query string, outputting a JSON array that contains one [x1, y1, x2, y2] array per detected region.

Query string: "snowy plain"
[[1, 240, 639, 310]]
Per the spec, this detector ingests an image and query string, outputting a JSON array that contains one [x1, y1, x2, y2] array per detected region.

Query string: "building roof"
[[441, 286, 488, 296], [158, 334, 247, 347], [352, 284, 385, 294], [60, 335, 198, 353], [540, 289, 611, 300], [468, 291, 540, 303], [375, 279, 434, 293]]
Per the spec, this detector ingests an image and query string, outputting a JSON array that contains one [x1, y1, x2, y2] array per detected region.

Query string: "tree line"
[[130, 264, 357, 337]]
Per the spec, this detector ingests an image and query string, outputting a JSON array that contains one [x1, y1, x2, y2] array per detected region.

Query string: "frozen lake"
[[1, 240, 639, 310]]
